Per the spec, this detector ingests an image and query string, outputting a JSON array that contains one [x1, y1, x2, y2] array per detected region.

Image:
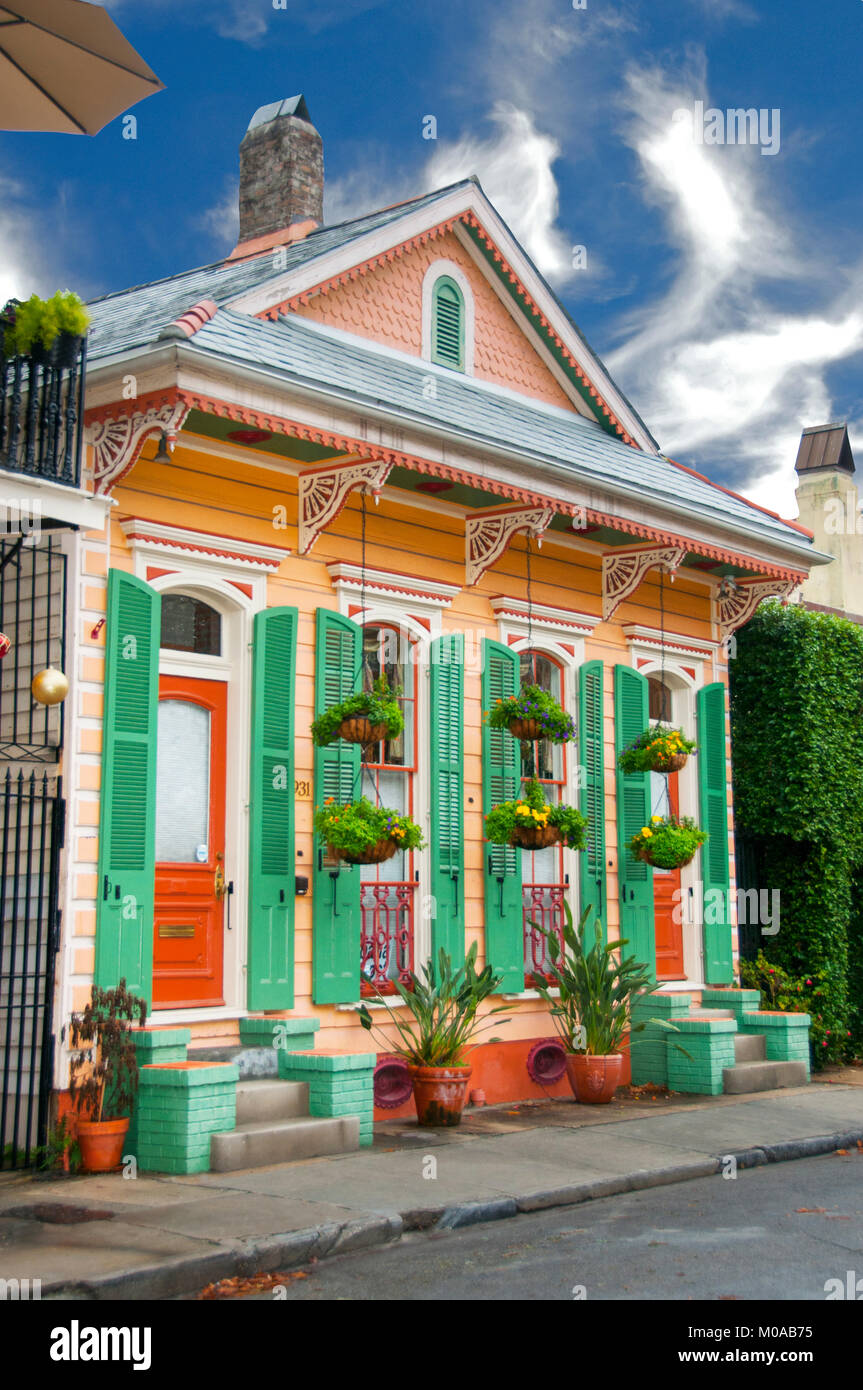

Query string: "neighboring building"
[[4, 98, 825, 1165], [793, 423, 863, 618]]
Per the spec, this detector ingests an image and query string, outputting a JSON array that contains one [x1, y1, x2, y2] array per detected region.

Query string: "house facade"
[[26, 97, 823, 1141]]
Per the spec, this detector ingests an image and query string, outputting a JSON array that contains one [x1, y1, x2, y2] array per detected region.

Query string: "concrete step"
[[189, 1045, 278, 1078], [734, 1032, 767, 1063], [209, 1115, 360, 1172], [235, 1079, 309, 1126], [722, 1059, 807, 1095], [688, 1008, 736, 1020]]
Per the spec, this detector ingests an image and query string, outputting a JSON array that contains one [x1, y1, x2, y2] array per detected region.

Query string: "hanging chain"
[[526, 533, 536, 682], [659, 561, 672, 818]]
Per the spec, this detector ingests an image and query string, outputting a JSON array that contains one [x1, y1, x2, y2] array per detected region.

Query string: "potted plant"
[[315, 795, 425, 864], [617, 726, 696, 774], [531, 903, 669, 1104], [485, 776, 587, 850], [66, 978, 147, 1172], [487, 684, 576, 743], [0, 299, 19, 361], [358, 943, 511, 1126], [629, 814, 707, 869], [3, 290, 90, 366], [311, 674, 404, 747]]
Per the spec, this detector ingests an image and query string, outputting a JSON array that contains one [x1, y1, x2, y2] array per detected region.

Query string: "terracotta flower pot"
[[339, 715, 389, 744], [335, 837, 398, 865], [510, 824, 562, 850], [508, 716, 543, 741], [565, 1053, 622, 1105], [409, 1065, 473, 1126], [76, 1116, 130, 1172], [652, 751, 688, 773]]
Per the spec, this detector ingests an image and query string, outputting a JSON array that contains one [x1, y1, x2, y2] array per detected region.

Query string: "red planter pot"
[[408, 1065, 473, 1126], [564, 1053, 623, 1105], [76, 1116, 130, 1172]]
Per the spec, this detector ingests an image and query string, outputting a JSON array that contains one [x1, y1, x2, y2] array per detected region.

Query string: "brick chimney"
[[237, 95, 323, 248]]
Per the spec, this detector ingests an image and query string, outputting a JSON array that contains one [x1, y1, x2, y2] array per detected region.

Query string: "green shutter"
[[698, 681, 734, 984], [578, 660, 606, 937], [248, 607, 297, 1010], [431, 276, 464, 370], [94, 570, 160, 1005], [614, 664, 655, 976], [482, 639, 523, 991], [312, 608, 361, 1003], [429, 633, 464, 966]]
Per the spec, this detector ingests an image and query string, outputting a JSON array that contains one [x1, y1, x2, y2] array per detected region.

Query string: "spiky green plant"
[[358, 942, 511, 1066]]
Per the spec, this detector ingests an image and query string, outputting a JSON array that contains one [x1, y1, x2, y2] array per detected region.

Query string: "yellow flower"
[[641, 827, 653, 837], [651, 815, 662, 823]]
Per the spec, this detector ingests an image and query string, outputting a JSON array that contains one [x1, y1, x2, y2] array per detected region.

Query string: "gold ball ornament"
[[31, 668, 69, 706]]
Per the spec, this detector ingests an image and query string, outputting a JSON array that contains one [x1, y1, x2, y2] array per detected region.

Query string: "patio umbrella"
[[0, 0, 164, 135]]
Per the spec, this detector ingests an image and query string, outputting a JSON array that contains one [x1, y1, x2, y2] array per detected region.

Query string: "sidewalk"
[[1, 1082, 861, 1300]]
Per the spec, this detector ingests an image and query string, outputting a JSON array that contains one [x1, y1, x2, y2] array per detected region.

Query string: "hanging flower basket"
[[487, 685, 576, 745], [338, 715, 390, 745], [485, 777, 587, 851], [315, 797, 425, 866], [510, 823, 562, 850], [617, 727, 696, 775], [311, 674, 403, 747], [629, 816, 707, 870]]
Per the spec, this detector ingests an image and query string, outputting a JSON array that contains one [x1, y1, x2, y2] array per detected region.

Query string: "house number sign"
[[295, 779, 312, 801]]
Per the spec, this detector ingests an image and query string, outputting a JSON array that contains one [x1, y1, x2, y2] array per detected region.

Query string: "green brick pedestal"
[[278, 1050, 375, 1146], [125, 1029, 191, 1151], [630, 993, 692, 1086], [132, 1061, 238, 1174], [240, 1016, 321, 1053], [700, 988, 761, 1026], [741, 1010, 812, 1080], [666, 1017, 737, 1095]]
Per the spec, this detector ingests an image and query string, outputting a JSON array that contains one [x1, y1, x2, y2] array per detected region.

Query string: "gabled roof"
[[180, 308, 811, 556], [85, 176, 657, 450], [86, 182, 467, 361]]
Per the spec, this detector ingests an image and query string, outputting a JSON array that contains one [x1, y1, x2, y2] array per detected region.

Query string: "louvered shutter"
[[698, 681, 734, 983], [482, 639, 523, 991], [94, 570, 160, 1004], [431, 277, 464, 370], [248, 607, 297, 1010], [429, 633, 464, 966], [578, 660, 606, 937], [614, 664, 655, 976], [312, 608, 361, 1003]]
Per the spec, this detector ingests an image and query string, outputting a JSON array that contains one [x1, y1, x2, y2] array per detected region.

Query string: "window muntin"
[[160, 594, 222, 656], [359, 625, 416, 994], [519, 651, 567, 978]]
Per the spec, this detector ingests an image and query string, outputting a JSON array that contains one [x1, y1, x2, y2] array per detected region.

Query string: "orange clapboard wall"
[[94, 439, 724, 1059]]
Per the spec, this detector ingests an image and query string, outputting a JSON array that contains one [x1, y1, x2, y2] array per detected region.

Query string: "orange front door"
[[652, 771, 685, 980], [153, 676, 228, 1009]]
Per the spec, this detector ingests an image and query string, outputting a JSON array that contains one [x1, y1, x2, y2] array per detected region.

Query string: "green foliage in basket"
[[484, 776, 587, 850], [314, 796, 424, 857], [311, 674, 403, 747]]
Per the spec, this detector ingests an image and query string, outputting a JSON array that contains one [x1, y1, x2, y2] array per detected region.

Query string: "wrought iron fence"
[[360, 883, 414, 995], [0, 535, 67, 761], [0, 341, 86, 488], [0, 771, 64, 1170], [523, 883, 565, 982]]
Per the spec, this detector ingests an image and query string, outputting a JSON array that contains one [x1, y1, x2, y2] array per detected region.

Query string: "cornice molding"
[[327, 562, 459, 608], [119, 518, 288, 571], [490, 595, 601, 636]]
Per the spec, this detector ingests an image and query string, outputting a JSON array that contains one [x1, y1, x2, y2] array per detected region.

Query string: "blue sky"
[[2, 0, 862, 515]]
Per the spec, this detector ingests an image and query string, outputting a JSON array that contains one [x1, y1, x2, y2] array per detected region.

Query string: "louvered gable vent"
[[432, 276, 464, 370]]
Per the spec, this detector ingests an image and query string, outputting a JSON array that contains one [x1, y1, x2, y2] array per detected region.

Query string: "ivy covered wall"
[[730, 600, 863, 1063]]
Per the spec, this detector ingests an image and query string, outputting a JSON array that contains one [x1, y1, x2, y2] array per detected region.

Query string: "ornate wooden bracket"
[[602, 545, 686, 621], [86, 399, 191, 495], [717, 578, 798, 641], [466, 506, 555, 587], [298, 457, 393, 556]]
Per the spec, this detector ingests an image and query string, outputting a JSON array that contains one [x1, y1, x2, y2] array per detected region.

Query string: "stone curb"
[[38, 1128, 863, 1300]]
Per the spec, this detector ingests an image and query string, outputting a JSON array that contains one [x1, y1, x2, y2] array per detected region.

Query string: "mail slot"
[[158, 924, 195, 939]]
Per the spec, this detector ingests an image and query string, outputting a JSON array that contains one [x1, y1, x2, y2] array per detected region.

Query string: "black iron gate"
[[0, 771, 64, 1169]]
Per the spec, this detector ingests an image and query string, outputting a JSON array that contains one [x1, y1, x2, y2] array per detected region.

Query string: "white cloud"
[[606, 62, 863, 518], [0, 173, 52, 305]]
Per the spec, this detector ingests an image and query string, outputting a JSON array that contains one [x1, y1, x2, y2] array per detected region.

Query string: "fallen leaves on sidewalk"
[[197, 1270, 311, 1300]]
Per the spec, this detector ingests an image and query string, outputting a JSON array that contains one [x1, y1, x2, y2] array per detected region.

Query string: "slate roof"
[[85, 182, 475, 363], [184, 308, 808, 553]]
